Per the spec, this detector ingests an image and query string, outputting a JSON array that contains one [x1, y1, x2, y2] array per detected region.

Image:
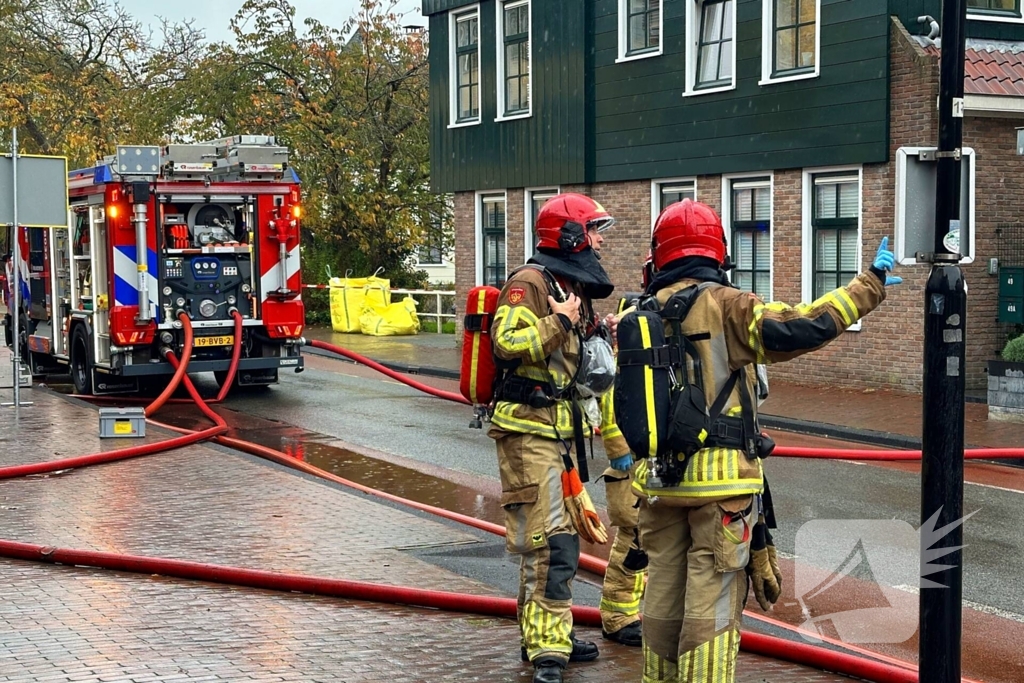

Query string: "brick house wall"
[[450, 19, 1022, 393]]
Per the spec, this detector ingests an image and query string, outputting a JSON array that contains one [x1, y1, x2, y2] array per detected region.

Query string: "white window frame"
[[721, 173, 774, 302], [524, 187, 559, 260], [650, 177, 698, 230], [801, 165, 863, 331], [967, 0, 1024, 23], [760, 0, 821, 86], [449, 5, 482, 129], [684, 0, 738, 97], [495, 0, 533, 122], [476, 190, 508, 287], [617, 0, 664, 64]]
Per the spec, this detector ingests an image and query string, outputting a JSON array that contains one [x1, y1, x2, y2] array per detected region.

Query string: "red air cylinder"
[[460, 286, 501, 404]]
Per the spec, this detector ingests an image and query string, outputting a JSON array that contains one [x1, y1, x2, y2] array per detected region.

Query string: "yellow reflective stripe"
[[468, 290, 487, 402], [494, 304, 545, 362], [491, 402, 593, 439], [639, 316, 658, 457], [747, 303, 766, 365], [836, 288, 859, 325], [599, 596, 641, 613]]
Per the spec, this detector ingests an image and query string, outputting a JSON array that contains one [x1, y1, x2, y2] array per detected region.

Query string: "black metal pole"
[[920, 0, 967, 680]]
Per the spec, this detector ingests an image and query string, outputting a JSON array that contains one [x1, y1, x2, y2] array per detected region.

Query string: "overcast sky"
[[119, 0, 425, 44]]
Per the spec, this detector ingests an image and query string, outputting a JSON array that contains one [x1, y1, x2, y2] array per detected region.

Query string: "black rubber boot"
[[569, 632, 600, 661], [532, 658, 565, 683], [602, 620, 643, 647], [520, 634, 599, 663]]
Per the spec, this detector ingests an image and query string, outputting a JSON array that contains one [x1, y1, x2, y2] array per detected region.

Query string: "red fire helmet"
[[535, 193, 615, 254], [651, 199, 727, 270]]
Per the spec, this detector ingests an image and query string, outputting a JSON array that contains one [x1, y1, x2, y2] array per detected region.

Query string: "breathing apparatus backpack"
[[460, 265, 616, 476], [460, 265, 575, 429], [614, 284, 773, 489]]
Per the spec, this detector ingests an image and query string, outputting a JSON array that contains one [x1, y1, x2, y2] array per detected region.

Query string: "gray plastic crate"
[[98, 407, 146, 438]]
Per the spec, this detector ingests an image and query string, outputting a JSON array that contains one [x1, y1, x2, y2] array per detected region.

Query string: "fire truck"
[[2, 135, 305, 394]]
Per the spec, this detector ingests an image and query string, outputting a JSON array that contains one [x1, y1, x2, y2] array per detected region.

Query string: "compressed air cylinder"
[[614, 311, 671, 460]]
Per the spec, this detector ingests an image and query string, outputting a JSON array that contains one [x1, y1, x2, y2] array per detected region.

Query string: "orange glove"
[[561, 468, 608, 545]]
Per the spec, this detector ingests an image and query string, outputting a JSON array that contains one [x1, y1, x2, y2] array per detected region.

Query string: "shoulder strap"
[[512, 263, 565, 302], [707, 370, 740, 426]]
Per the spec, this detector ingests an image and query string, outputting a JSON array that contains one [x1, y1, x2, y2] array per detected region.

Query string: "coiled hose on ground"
[[0, 334, 996, 682]]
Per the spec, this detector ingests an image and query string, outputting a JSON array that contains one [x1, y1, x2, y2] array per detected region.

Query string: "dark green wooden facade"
[[425, 0, 1024, 194], [427, 1, 588, 192], [590, 0, 889, 183]]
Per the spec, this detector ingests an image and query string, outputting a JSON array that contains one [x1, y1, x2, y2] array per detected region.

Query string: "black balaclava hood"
[[645, 256, 734, 296], [529, 247, 615, 300]]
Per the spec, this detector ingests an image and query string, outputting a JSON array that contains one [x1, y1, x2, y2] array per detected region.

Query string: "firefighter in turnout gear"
[[488, 193, 625, 683], [597, 274, 652, 648], [622, 199, 897, 683]]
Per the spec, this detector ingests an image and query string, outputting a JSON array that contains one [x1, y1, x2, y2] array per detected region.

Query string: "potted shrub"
[[988, 335, 1024, 422]]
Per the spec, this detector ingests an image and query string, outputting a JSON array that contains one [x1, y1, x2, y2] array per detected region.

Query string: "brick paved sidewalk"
[[0, 369, 855, 681]]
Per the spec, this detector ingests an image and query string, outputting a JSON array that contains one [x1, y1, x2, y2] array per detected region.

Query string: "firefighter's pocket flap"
[[501, 484, 539, 508], [713, 499, 754, 573]]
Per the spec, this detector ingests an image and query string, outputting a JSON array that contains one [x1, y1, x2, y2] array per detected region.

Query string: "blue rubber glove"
[[872, 236, 903, 286], [609, 454, 633, 471]]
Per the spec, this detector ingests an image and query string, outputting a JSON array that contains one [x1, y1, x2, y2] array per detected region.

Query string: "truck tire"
[[70, 326, 94, 395]]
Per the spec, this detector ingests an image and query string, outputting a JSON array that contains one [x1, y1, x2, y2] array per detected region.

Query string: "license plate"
[[195, 335, 234, 348], [113, 421, 133, 435]]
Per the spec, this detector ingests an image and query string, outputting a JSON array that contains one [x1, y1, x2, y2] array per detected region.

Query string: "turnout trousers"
[[494, 431, 579, 666], [638, 496, 755, 683], [600, 463, 647, 633]]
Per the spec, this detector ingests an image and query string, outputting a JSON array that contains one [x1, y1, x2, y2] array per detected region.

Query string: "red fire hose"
[[308, 339, 471, 405], [215, 310, 245, 403], [144, 313, 194, 416], [0, 315, 227, 481]]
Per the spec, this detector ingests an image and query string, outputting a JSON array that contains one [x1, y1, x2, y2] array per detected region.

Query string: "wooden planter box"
[[988, 359, 1024, 423]]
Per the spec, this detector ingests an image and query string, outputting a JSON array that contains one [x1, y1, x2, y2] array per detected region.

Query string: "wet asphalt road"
[[215, 355, 1024, 615]]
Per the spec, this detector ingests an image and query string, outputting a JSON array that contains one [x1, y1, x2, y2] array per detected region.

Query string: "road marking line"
[[893, 584, 1024, 624], [838, 460, 1024, 495]]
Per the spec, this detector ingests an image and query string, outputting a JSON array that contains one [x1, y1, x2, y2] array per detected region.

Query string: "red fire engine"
[[2, 135, 305, 394]]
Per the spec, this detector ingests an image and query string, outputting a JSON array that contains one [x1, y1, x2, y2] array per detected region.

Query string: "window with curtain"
[[454, 10, 480, 122], [625, 0, 661, 56], [481, 195, 507, 287], [730, 180, 771, 298], [773, 0, 817, 76], [812, 174, 860, 300], [697, 0, 734, 88], [658, 181, 696, 211], [502, 1, 530, 115]]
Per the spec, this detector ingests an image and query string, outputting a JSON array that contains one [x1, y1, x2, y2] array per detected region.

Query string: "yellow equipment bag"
[[359, 296, 420, 337], [329, 269, 391, 333]]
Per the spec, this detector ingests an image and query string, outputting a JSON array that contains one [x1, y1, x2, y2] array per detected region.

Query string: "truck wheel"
[[71, 326, 94, 395]]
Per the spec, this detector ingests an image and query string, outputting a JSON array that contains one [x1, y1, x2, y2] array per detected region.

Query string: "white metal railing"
[[392, 289, 456, 334]]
